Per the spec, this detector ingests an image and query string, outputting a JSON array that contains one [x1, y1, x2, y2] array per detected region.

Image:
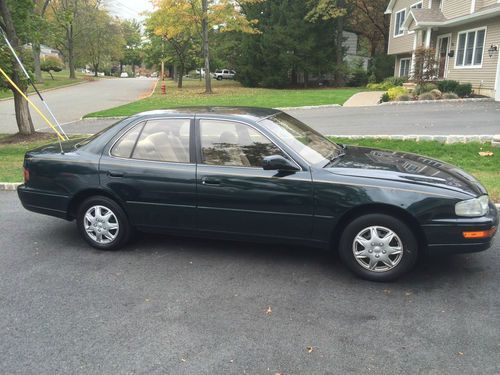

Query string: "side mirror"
[[262, 155, 300, 172]]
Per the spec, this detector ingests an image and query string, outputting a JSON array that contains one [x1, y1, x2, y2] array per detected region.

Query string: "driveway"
[[57, 101, 500, 136], [1, 191, 499, 374], [0, 78, 156, 134]]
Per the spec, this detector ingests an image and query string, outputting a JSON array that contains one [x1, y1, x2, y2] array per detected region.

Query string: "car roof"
[[135, 106, 282, 122]]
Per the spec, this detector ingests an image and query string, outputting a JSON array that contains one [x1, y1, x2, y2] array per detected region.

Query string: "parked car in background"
[[17, 107, 498, 281], [120, 72, 129, 78], [151, 72, 158, 78], [213, 69, 236, 80]]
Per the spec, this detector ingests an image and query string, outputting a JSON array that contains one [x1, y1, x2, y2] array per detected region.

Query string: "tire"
[[217, 76, 223, 81], [338, 214, 418, 282], [76, 196, 131, 250]]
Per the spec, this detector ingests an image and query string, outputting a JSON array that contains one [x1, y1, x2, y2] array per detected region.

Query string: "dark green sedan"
[[18, 107, 498, 281]]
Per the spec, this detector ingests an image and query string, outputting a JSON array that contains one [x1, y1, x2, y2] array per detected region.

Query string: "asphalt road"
[[0, 78, 156, 134], [1, 191, 499, 374], [58, 101, 500, 136]]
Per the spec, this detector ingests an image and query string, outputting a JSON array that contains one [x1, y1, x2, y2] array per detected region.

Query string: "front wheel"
[[76, 196, 131, 250], [339, 214, 418, 282], [216, 76, 223, 80]]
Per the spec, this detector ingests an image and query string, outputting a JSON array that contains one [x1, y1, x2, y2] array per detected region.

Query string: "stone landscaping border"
[[329, 134, 496, 144], [380, 98, 494, 106]]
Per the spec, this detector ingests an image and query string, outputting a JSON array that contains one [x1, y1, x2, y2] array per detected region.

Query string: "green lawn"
[[85, 79, 363, 117], [0, 70, 89, 100], [1, 134, 498, 202]]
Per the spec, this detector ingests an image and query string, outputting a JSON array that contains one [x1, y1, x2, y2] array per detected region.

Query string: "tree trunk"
[[178, 64, 184, 88], [0, 0, 35, 135], [93, 63, 99, 77], [13, 91, 35, 135], [335, 0, 345, 87], [132, 64, 136, 77], [67, 25, 76, 79], [32, 42, 43, 82], [120, 61, 123, 75], [202, 0, 212, 94]]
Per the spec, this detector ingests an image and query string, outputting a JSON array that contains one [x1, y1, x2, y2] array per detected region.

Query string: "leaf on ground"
[[457, 352, 464, 356], [266, 306, 272, 315], [307, 346, 314, 353], [479, 151, 494, 157]]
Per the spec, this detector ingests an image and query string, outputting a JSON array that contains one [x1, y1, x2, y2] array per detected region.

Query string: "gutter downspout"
[[495, 47, 500, 101]]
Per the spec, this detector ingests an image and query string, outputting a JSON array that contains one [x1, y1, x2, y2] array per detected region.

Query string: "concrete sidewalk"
[[342, 91, 384, 107]]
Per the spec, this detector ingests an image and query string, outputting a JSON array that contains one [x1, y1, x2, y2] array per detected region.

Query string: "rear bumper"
[[422, 204, 498, 254], [17, 185, 70, 220]]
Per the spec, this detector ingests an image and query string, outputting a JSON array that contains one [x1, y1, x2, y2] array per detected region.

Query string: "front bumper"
[[422, 203, 498, 254]]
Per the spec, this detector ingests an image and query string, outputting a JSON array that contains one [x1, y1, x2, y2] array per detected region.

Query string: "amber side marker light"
[[462, 227, 497, 239], [23, 167, 29, 183]]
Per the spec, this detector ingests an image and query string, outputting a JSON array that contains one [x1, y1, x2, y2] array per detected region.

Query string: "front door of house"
[[437, 36, 450, 79]]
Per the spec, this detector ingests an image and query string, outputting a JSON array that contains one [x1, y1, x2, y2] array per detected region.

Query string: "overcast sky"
[[103, 0, 154, 20]]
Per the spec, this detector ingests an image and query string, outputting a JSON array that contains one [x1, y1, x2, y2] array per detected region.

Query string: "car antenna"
[[0, 28, 68, 154]]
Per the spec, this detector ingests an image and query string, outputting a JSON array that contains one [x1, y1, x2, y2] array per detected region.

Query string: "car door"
[[195, 117, 313, 240], [99, 117, 197, 230]]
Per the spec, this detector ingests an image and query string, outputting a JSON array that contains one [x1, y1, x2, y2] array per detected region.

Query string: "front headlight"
[[455, 195, 490, 217]]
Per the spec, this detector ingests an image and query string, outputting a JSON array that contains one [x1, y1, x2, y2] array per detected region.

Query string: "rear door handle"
[[201, 177, 221, 186], [107, 171, 125, 178]]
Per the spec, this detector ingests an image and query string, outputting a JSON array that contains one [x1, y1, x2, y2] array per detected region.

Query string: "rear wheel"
[[339, 214, 418, 281], [217, 76, 223, 80], [76, 196, 131, 250]]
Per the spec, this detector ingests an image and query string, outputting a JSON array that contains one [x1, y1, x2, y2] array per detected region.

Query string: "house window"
[[394, 9, 406, 36], [455, 28, 486, 67], [399, 58, 411, 77], [411, 1, 423, 9]]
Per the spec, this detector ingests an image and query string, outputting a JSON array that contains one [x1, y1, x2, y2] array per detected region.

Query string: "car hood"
[[326, 146, 486, 197]]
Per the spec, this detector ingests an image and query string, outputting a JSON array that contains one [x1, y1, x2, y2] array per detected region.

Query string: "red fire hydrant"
[[161, 82, 166, 95]]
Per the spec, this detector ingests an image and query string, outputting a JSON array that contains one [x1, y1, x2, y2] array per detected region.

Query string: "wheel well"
[[330, 204, 427, 252], [67, 189, 125, 220]]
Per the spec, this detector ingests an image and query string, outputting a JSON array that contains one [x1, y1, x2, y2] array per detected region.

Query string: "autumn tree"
[[0, 0, 36, 135], [150, 0, 259, 93]]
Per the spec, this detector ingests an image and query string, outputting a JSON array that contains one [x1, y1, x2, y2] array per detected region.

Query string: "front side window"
[[111, 119, 190, 163], [394, 9, 406, 36], [200, 120, 286, 168], [456, 28, 486, 67]]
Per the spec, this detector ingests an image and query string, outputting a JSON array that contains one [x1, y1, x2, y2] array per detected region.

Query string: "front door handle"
[[201, 176, 221, 186], [107, 171, 125, 178]]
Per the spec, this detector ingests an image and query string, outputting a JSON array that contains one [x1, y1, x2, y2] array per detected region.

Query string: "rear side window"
[[111, 119, 191, 163], [111, 122, 144, 158]]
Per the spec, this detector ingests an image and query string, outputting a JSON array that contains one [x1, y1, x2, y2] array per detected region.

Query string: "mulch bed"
[[0, 132, 58, 145]]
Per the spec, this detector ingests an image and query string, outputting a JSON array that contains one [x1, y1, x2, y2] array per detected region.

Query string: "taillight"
[[23, 167, 30, 183]]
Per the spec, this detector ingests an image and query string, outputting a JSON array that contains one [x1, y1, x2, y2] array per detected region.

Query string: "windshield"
[[259, 112, 343, 166]]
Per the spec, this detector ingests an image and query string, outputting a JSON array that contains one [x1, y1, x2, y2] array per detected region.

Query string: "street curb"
[[278, 104, 342, 110], [327, 134, 495, 143], [0, 183, 21, 191], [0, 80, 91, 102], [380, 98, 494, 106]]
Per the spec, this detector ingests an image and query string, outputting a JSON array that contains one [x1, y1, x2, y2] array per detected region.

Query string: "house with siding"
[[385, 0, 500, 100]]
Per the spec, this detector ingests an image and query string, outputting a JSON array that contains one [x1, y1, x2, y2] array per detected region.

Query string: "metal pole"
[[1, 29, 69, 140]]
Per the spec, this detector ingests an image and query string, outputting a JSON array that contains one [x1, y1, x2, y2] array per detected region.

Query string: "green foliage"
[[235, 0, 339, 88], [456, 83, 473, 97], [384, 76, 406, 86], [418, 92, 435, 101], [437, 80, 460, 93], [395, 94, 411, 101], [346, 59, 368, 87], [414, 83, 438, 95], [367, 77, 405, 91], [430, 89, 442, 99], [40, 56, 64, 79], [367, 54, 395, 83], [381, 92, 390, 102], [442, 92, 459, 99], [387, 86, 407, 100]]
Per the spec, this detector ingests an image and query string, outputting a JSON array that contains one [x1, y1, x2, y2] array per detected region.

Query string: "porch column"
[[425, 28, 432, 48], [410, 32, 419, 78]]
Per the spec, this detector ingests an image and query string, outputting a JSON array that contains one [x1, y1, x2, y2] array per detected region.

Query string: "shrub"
[[368, 54, 396, 83], [437, 80, 459, 93], [381, 92, 390, 102], [456, 83, 473, 97], [367, 77, 406, 91], [395, 94, 412, 101], [418, 92, 435, 100], [348, 68, 369, 87], [387, 86, 408, 100], [40, 56, 64, 80], [384, 76, 407, 87], [414, 83, 438, 95], [430, 89, 442, 99], [442, 92, 459, 99]]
